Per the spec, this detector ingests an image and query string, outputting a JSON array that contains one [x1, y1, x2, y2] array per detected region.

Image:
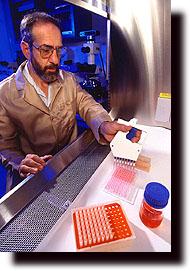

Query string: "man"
[[0, 12, 140, 190]]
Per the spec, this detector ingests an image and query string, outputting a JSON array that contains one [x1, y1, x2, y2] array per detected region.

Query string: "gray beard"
[[31, 57, 59, 83], [40, 71, 59, 83]]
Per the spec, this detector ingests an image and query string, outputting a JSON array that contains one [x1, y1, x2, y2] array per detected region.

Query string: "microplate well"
[[105, 165, 139, 204], [72, 202, 135, 251]]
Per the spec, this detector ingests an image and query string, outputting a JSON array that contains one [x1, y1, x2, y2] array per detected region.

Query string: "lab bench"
[[0, 125, 171, 252]]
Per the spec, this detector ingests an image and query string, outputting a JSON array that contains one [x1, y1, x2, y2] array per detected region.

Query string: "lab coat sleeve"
[[73, 75, 112, 144], [0, 102, 25, 171]]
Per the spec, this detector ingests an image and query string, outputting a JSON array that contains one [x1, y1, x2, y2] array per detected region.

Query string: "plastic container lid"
[[144, 182, 170, 209]]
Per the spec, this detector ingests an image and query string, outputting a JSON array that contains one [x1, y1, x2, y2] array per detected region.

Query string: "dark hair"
[[20, 11, 61, 46]]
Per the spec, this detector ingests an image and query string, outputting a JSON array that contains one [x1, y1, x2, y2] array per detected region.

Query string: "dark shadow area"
[[110, 21, 141, 120], [171, 13, 183, 263], [13, 251, 181, 265]]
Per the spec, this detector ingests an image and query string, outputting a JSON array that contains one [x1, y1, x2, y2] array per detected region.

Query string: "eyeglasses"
[[32, 43, 65, 59]]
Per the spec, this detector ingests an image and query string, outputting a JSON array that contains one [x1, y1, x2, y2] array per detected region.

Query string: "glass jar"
[[139, 182, 170, 228]]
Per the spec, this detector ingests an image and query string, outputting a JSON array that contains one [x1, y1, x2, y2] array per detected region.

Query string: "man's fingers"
[[19, 154, 49, 178], [111, 123, 142, 143], [114, 123, 132, 133], [23, 154, 47, 170], [22, 158, 44, 170], [19, 164, 39, 176], [40, 155, 52, 162], [99, 121, 142, 144], [19, 154, 53, 179], [131, 137, 140, 143], [27, 154, 46, 166], [103, 134, 115, 142], [135, 130, 142, 137]]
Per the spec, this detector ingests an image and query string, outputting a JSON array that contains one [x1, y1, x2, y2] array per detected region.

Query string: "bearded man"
[[0, 12, 139, 191]]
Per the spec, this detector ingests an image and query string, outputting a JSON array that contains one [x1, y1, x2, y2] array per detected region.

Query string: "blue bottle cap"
[[144, 182, 170, 209]]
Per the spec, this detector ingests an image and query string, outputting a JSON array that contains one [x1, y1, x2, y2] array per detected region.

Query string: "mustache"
[[44, 64, 59, 72]]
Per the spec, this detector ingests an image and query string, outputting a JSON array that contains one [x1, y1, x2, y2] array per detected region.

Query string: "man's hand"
[[99, 121, 141, 143], [19, 154, 52, 178]]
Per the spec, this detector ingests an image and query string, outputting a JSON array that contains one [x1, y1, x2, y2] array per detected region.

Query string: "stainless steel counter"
[[0, 130, 111, 251]]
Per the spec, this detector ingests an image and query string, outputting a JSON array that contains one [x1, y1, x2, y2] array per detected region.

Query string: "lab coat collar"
[[14, 61, 64, 113], [15, 61, 64, 90]]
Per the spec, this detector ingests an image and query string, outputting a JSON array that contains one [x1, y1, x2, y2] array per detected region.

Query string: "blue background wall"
[[0, 0, 17, 62], [0, 165, 6, 198]]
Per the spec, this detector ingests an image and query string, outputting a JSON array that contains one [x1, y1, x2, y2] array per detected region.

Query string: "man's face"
[[30, 23, 63, 83]]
